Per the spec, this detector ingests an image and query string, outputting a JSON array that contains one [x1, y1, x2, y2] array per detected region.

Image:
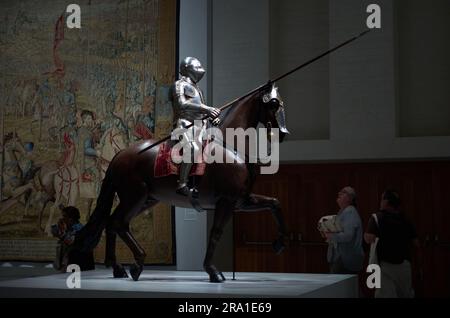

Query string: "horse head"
[[260, 83, 289, 142]]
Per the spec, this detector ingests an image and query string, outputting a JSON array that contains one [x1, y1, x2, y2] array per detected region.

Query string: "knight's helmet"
[[179, 57, 205, 84]]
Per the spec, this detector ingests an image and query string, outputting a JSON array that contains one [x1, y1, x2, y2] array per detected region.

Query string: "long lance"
[[139, 29, 371, 154]]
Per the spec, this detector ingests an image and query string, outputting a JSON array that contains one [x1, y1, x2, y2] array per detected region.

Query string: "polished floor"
[[0, 264, 358, 298]]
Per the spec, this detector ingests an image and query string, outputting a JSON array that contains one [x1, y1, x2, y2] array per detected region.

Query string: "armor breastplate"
[[173, 77, 205, 124]]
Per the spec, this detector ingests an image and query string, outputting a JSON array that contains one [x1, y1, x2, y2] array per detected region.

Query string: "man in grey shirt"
[[323, 186, 364, 274]]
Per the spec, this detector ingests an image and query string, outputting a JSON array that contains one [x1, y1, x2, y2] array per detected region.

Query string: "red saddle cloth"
[[154, 141, 206, 178]]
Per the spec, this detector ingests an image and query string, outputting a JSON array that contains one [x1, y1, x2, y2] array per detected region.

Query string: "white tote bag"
[[368, 213, 379, 265]]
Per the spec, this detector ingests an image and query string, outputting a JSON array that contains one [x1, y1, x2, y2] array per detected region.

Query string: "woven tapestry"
[[0, 0, 177, 264]]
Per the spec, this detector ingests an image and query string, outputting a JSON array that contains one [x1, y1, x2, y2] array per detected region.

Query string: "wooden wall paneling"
[[431, 246, 450, 297], [352, 163, 383, 224], [432, 162, 450, 243], [301, 244, 329, 273], [430, 162, 450, 297]]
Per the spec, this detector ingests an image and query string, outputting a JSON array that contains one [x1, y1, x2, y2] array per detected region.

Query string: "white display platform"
[[0, 269, 358, 298]]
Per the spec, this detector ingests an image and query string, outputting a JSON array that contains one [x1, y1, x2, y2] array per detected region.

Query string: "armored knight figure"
[[171, 57, 220, 196]]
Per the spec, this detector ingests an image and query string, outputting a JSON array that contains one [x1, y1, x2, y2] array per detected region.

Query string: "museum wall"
[[270, 0, 330, 140], [211, 0, 450, 162], [397, 0, 450, 137]]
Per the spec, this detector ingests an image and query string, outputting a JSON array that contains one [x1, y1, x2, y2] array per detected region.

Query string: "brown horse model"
[[75, 83, 289, 282]]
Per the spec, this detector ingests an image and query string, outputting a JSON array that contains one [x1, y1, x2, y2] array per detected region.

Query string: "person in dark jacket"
[[364, 189, 422, 298]]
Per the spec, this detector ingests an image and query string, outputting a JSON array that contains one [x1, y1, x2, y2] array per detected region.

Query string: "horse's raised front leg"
[[236, 194, 288, 254], [204, 198, 235, 283]]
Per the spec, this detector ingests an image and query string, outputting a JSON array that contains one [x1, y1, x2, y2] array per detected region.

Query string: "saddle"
[[154, 141, 206, 178], [154, 141, 207, 213]]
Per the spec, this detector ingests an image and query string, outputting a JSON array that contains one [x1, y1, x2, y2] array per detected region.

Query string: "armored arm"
[[178, 94, 211, 115], [175, 81, 220, 118]]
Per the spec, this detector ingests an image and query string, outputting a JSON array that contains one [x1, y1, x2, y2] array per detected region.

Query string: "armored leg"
[[176, 138, 199, 196], [176, 162, 193, 196]]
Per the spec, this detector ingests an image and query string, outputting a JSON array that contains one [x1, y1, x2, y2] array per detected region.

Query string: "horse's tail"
[[74, 166, 116, 252]]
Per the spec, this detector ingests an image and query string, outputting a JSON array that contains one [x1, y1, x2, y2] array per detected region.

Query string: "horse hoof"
[[190, 188, 199, 199], [272, 238, 286, 255], [129, 263, 143, 281], [113, 264, 128, 278], [209, 271, 225, 283], [176, 186, 190, 197]]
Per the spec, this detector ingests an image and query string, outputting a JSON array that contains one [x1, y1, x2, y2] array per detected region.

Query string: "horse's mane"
[[217, 88, 263, 129]]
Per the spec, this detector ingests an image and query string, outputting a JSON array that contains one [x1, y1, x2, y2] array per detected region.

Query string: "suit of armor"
[[171, 57, 220, 196]]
